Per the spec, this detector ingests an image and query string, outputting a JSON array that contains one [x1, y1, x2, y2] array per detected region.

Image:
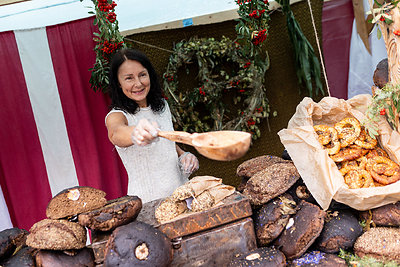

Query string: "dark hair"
[[109, 48, 165, 114]]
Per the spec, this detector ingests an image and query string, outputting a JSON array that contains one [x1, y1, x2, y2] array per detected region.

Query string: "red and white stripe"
[[0, 17, 127, 231]]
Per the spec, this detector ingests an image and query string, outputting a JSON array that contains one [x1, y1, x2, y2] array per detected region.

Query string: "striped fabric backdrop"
[[0, 17, 128, 231]]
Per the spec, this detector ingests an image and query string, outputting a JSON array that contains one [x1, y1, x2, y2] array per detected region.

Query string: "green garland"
[[163, 36, 270, 138]]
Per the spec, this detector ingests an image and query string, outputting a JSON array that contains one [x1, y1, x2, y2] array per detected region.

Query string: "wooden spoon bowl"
[[158, 130, 252, 161]]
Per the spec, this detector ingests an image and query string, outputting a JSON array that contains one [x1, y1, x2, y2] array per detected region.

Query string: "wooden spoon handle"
[[158, 131, 193, 146]]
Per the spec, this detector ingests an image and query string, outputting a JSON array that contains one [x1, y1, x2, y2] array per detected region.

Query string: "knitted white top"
[[106, 101, 187, 203]]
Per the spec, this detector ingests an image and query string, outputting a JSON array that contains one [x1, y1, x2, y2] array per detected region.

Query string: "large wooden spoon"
[[158, 130, 251, 161]]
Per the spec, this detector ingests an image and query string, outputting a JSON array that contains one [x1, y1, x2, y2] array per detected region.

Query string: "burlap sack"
[[278, 94, 400, 210]]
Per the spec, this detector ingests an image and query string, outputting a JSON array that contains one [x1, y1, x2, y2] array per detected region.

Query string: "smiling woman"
[[105, 48, 200, 203]]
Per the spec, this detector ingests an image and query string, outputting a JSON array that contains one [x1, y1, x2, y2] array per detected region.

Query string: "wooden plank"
[[137, 191, 252, 239], [171, 217, 256, 267]]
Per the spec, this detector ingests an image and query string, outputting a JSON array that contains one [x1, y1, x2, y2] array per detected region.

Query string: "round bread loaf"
[[227, 247, 286, 267], [78, 195, 142, 231], [26, 219, 86, 250], [354, 227, 400, 264], [0, 228, 28, 260], [274, 201, 325, 260], [315, 209, 363, 253], [104, 221, 172, 267], [254, 194, 296, 246], [1, 246, 35, 267], [288, 251, 347, 266], [236, 155, 289, 178], [359, 202, 400, 227], [243, 162, 300, 206], [46, 186, 107, 219], [35, 248, 95, 267]]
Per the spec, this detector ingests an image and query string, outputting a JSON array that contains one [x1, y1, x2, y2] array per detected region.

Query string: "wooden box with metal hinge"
[[90, 191, 256, 266]]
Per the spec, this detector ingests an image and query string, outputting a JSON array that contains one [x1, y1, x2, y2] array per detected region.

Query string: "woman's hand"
[[179, 152, 199, 174], [131, 119, 159, 146]]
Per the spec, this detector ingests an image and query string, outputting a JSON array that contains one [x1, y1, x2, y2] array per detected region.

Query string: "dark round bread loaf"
[[243, 161, 300, 206], [288, 251, 347, 266], [26, 219, 86, 250], [104, 220, 172, 267], [373, 58, 388, 88], [354, 227, 400, 264], [0, 228, 28, 261], [286, 178, 317, 205], [46, 186, 107, 219], [359, 202, 400, 227], [236, 155, 289, 178], [227, 247, 286, 267], [315, 209, 363, 253], [274, 201, 325, 260], [78, 195, 142, 231], [35, 248, 95, 267], [254, 194, 296, 246], [0, 246, 35, 267]]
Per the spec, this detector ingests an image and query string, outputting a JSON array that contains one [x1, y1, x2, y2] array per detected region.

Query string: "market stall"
[[2, 0, 400, 266]]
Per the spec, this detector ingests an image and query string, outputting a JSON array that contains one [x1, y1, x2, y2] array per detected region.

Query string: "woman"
[[105, 48, 199, 203]]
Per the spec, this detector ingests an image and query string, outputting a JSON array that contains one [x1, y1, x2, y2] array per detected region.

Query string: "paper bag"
[[171, 176, 222, 201], [278, 94, 400, 210]]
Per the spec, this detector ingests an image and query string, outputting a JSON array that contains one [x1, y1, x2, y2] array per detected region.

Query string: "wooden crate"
[[90, 191, 255, 266]]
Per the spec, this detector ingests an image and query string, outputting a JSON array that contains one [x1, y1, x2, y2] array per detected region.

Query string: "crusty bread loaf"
[[46, 186, 107, 219], [155, 197, 187, 223], [354, 227, 400, 264], [359, 202, 400, 227], [104, 221, 172, 267], [236, 155, 289, 178], [243, 162, 300, 206], [78, 195, 142, 231], [254, 194, 296, 246], [316, 209, 363, 253], [274, 201, 325, 260], [0, 246, 35, 267], [373, 58, 388, 89], [0, 228, 28, 261], [26, 219, 86, 250], [35, 248, 95, 267]]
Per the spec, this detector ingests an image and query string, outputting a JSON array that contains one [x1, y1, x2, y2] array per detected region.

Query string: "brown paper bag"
[[171, 175, 222, 201], [278, 94, 400, 211]]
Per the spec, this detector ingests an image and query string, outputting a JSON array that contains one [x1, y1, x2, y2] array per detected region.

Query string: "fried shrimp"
[[334, 117, 361, 148]]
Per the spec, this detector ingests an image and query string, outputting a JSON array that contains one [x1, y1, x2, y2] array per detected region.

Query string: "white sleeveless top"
[[106, 101, 187, 203]]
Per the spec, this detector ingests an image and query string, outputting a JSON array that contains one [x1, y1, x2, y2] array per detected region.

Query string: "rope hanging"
[[306, 0, 331, 96]]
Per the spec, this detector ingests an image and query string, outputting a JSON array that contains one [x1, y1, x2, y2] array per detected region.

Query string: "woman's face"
[[117, 59, 151, 108]]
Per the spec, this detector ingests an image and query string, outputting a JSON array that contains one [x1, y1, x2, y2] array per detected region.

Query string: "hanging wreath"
[[163, 36, 271, 139]]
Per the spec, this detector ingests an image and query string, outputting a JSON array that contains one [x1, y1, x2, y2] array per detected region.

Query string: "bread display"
[[227, 246, 286, 267], [274, 201, 325, 260], [253, 194, 296, 246], [35, 248, 95, 267], [243, 161, 300, 206], [0, 227, 28, 260], [354, 227, 400, 264], [46, 186, 107, 219], [78, 195, 142, 231], [26, 219, 86, 250], [103, 221, 172, 267], [315, 209, 363, 253]]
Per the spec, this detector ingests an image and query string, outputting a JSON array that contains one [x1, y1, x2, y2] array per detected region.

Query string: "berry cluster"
[[97, 0, 117, 23], [251, 29, 267, 45], [249, 9, 265, 19], [101, 40, 124, 55]]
